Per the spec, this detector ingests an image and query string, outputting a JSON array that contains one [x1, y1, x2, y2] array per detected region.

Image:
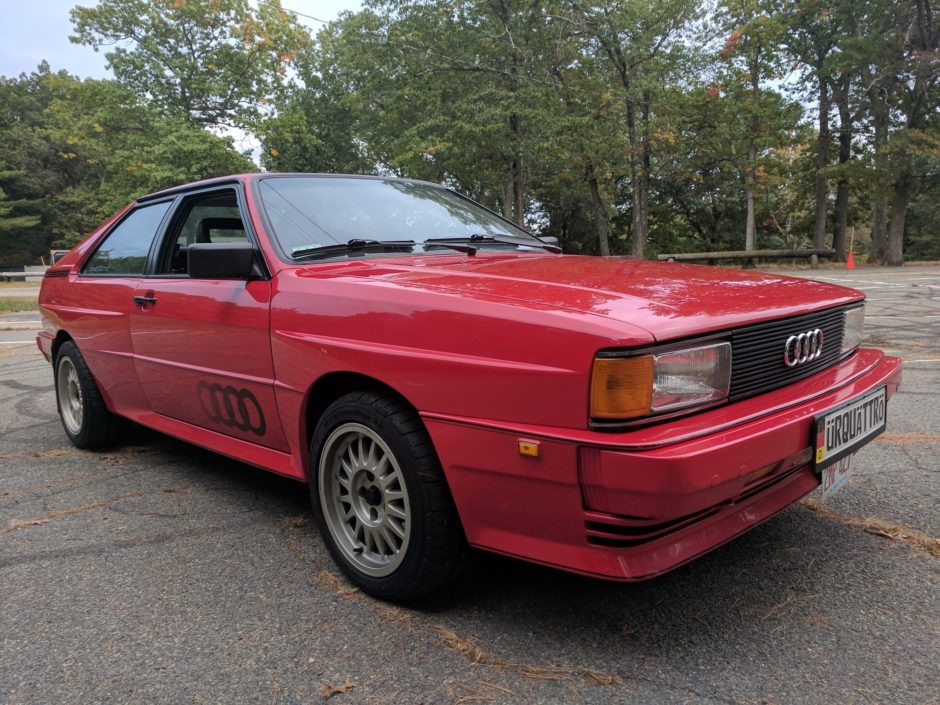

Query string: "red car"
[[37, 174, 901, 600]]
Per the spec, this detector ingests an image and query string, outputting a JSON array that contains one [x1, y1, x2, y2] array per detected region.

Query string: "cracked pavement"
[[1, 266, 938, 705]]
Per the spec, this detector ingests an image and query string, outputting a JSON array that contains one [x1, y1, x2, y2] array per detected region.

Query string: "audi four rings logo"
[[197, 381, 266, 436], [784, 328, 824, 367]]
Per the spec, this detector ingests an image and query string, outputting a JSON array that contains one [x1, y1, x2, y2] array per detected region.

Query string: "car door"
[[129, 185, 289, 452], [59, 199, 174, 417]]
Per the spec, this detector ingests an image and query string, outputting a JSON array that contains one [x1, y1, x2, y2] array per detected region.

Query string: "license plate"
[[820, 454, 854, 498], [814, 386, 887, 471]]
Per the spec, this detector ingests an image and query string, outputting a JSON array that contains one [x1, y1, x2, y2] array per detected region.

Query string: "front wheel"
[[310, 391, 468, 600]]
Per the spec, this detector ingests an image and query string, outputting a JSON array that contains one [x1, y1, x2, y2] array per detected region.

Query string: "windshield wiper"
[[291, 239, 416, 260], [424, 233, 561, 253], [422, 241, 477, 255]]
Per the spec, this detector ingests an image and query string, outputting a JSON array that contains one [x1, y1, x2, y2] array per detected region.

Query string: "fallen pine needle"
[[801, 499, 940, 558], [479, 680, 515, 696], [2, 501, 105, 534], [315, 570, 361, 597], [433, 626, 506, 667], [320, 678, 354, 698], [433, 626, 617, 685]]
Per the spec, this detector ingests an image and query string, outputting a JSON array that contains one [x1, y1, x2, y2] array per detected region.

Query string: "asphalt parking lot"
[[1, 266, 938, 705]]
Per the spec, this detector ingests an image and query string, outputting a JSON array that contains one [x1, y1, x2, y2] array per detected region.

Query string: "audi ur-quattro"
[[37, 173, 901, 600]]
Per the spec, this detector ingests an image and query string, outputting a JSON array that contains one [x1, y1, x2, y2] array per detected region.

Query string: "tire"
[[54, 341, 123, 449], [309, 391, 469, 601]]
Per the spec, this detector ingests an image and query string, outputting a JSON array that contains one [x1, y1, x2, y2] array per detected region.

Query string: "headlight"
[[841, 305, 864, 355], [591, 342, 732, 420]]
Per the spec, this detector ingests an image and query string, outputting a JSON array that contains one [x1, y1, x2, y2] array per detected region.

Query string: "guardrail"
[[657, 248, 836, 268], [0, 266, 47, 282]]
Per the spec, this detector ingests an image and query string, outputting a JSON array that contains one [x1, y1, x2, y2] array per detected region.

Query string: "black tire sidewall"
[[309, 394, 444, 600], [53, 341, 114, 449]]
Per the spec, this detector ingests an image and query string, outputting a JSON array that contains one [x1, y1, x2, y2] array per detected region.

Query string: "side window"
[[158, 190, 248, 275], [83, 201, 171, 275]]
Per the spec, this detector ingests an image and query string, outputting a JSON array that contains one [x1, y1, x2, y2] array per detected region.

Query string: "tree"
[[0, 185, 40, 233], [70, 0, 309, 128], [568, 0, 699, 258], [884, 0, 939, 266], [0, 65, 255, 264], [717, 0, 786, 252]]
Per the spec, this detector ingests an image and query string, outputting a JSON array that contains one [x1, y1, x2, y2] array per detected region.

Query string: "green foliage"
[[0, 65, 255, 265], [1, 0, 936, 264], [70, 0, 310, 127]]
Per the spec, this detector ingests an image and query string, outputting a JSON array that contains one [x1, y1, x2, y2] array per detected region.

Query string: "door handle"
[[133, 295, 158, 306]]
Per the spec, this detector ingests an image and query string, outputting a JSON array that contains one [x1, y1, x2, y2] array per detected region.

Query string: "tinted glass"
[[84, 201, 171, 275], [158, 190, 247, 275], [257, 177, 541, 257]]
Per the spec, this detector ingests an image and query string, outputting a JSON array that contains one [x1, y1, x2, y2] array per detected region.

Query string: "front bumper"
[[423, 348, 902, 581]]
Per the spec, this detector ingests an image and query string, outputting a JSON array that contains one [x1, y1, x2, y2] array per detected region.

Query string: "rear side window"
[[83, 201, 171, 275]]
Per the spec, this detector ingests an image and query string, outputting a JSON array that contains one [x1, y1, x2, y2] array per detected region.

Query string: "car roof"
[[136, 173, 446, 203]]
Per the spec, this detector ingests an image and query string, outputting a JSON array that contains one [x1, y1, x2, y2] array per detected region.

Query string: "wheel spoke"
[[374, 454, 389, 475], [373, 526, 388, 554], [318, 423, 412, 577], [387, 516, 406, 538], [354, 519, 364, 545], [379, 524, 398, 552]]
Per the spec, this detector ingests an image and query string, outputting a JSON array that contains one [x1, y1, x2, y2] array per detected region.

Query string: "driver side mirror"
[[188, 242, 260, 279]]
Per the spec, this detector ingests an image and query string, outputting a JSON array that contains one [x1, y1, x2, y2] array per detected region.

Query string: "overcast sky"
[[0, 0, 362, 79]]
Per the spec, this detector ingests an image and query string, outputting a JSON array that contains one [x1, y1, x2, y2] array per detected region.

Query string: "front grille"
[[729, 305, 848, 401]]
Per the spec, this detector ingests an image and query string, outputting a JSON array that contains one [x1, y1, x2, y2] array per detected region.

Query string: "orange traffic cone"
[[846, 226, 856, 269]]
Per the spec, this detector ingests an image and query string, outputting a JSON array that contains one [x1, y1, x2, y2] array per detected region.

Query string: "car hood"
[[307, 254, 864, 343]]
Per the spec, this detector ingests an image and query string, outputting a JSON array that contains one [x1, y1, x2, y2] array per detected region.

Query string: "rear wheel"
[[54, 341, 123, 449], [310, 391, 468, 600]]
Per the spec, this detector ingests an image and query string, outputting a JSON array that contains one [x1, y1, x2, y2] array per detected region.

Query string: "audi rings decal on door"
[[197, 381, 266, 436], [783, 328, 824, 368]]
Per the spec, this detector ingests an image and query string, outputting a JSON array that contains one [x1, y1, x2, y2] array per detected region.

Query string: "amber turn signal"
[[518, 440, 540, 457], [590, 356, 654, 419]]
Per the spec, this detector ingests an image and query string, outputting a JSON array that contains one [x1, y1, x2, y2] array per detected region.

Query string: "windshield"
[[256, 176, 544, 258]]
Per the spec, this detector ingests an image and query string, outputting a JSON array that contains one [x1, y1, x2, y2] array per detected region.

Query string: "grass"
[[0, 281, 41, 288], [0, 298, 39, 313]]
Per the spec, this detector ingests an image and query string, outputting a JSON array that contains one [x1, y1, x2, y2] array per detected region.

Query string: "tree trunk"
[[501, 177, 513, 220], [813, 66, 830, 250], [512, 156, 524, 225], [639, 92, 651, 256], [833, 88, 851, 261], [870, 200, 888, 264], [887, 153, 911, 266], [745, 143, 756, 251], [834, 182, 848, 261], [868, 105, 889, 264], [745, 56, 761, 252], [587, 162, 611, 256], [509, 113, 524, 225], [626, 95, 646, 258]]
